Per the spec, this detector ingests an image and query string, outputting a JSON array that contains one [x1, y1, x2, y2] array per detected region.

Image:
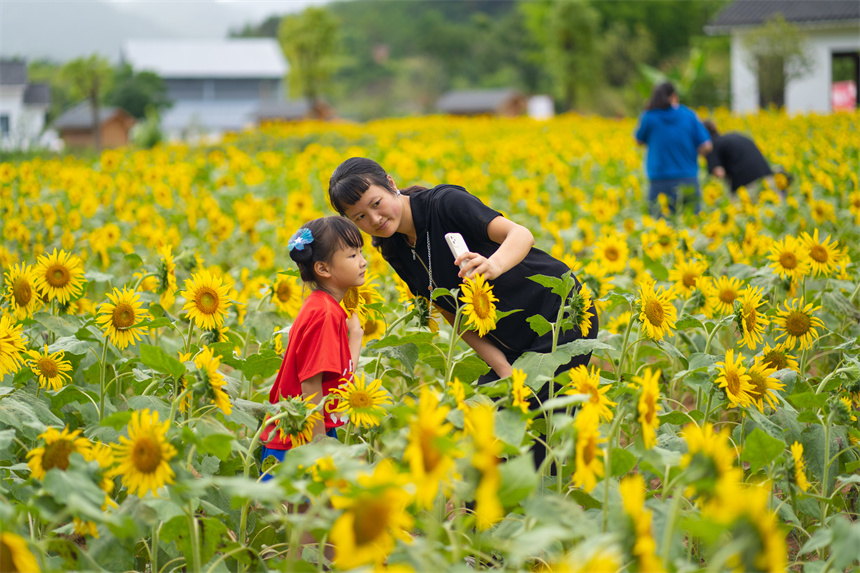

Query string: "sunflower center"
[[643, 398, 656, 424], [725, 371, 741, 396], [809, 244, 828, 263], [46, 264, 70, 288], [472, 291, 492, 319], [779, 252, 797, 269], [352, 498, 391, 546], [37, 357, 59, 379], [744, 306, 757, 332], [363, 321, 380, 337], [0, 538, 17, 573], [12, 277, 32, 306], [349, 390, 373, 409], [583, 433, 597, 464], [644, 299, 665, 325], [112, 302, 136, 329], [785, 311, 811, 337], [748, 372, 766, 399], [763, 351, 787, 371], [195, 287, 220, 315], [420, 431, 442, 472], [719, 289, 736, 304], [132, 436, 163, 473], [604, 246, 619, 261], [43, 439, 74, 472], [276, 282, 293, 302], [342, 287, 359, 311], [682, 272, 697, 288]]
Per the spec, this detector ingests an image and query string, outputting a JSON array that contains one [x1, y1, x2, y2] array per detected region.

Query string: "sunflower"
[[194, 346, 232, 415], [606, 310, 632, 335], [180, 270, 232, 330], [566, 365, 616, 423], [591, 234, 629, 274], [680, 423, 741, 495], [773, 297, 825, 350], [572, 405, 605, 493], [709, 276, 744, 317], [403, 387, 461, 509], [270, 274, 302, 317], [667, 256, 708, 297], [112, 409, 177, 497], [156, 244, 177, 309], [32, 248, 85, 304], [457, 273, 499, 337], [3, 263, 41, 320], [746, 357, 785, 412], [27, 426, 92, 480], [330, 459, 414, 570], [767, 236, 810, 280], [0, 314, 27, 378], [636, 281, 677, 341], [510, 368, 532, 414], [361, 316, 386, 345], [790, 441, 809, 492], [95, 287, 148, 350], [619, 474, 664, 573], [569, 283, 595, 337], [25, 346, 73, 392], [0, 532, 40, 573], [341, 275, 384, 323], [278, 394, 324, 447], [715, 349, 755, 408], [329, 373, 392, 428], [759, 342, 800, 373], [465, 404, 503, 530], [447, 377, 468, 413], [736, 286, 769, 350], [633, 368, 662, 450], [800, 229, 840, 277]]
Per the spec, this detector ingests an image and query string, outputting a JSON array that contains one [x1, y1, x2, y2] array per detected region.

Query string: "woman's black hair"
[[702, 119, 719, 140], [328, 157, 396, 215], [647, 81, 677, 111], [289, 216, 363, 289], [328, 157, 426, 262]]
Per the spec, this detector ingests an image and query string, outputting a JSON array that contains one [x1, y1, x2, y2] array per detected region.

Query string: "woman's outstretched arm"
[[455, 215, 534, 281]]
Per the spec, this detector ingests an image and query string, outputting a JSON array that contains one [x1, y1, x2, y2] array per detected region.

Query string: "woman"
[[328, 157, 598, 468], [635, 82, 712, 217]]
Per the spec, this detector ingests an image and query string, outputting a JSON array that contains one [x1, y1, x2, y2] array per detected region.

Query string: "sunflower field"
[[1, 109, 859, 573]]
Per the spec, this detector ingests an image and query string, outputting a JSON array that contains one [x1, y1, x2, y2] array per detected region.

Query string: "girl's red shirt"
[[261, 289, 352, 449]]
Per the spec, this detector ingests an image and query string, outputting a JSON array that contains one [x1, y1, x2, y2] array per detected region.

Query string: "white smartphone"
[[445, 232, 470, 271]]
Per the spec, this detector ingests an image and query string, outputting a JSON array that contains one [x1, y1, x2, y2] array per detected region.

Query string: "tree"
[[106, 64, 171, 120], [60, 55, 113, 152], [277, 7, 340, 113], [743, 15, 814, 108], [522, 0, 602, 111]]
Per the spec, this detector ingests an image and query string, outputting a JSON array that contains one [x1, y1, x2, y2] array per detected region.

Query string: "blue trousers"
[[648, 177, 700, 218], [260, 427, 338, 482]]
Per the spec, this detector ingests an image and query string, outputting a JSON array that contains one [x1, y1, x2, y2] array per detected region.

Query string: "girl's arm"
[[438, 307, 512, 379], [346, 312, 363, 370], [300, 373, 327, 440], [455, 216, 534, 281]]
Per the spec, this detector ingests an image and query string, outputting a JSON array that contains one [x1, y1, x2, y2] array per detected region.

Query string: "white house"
[[706, 0, 860, 114], [121, 39, 288, 140], [0, 59, 51, 150]]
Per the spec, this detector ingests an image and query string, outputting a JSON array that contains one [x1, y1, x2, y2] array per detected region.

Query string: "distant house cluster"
[[0, 59, 51, 150]]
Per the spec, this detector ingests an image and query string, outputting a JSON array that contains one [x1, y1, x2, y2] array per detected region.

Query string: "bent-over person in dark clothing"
[[703, 120, 790, 195]]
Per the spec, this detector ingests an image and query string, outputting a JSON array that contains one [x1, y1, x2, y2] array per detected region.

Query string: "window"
[[0, 114, 9, 137]]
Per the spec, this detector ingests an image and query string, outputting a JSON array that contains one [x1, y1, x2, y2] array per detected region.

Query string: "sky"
[[0, 0, 331, 62]]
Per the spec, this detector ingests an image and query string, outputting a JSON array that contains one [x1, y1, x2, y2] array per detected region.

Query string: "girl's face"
[[343, 184, 402, 238], [319, 245, 367, 290]]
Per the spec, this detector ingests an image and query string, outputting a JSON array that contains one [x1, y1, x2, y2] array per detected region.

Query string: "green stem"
[[374, 310, 414, 381], [133, 272, 159, 292], [443, 308, 464, 385], [602, 406, 627, 533], [819, 411, 834, 549], [703, 317, 727, 356], [616, 301, 637, 383], [168, 387, 193, 427], [661, 486, 684, 564], [186, 502, 202, 573], [184, 321, 195, 355], [152, 522, 160, 573], [98, 337, 109, 422]]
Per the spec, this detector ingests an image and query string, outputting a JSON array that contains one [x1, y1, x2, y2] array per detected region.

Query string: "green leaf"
[[658, 411, 701, 425], [0, 429, 16, 450], [139, 344, 185, 378], [567, 489, 601, 510], [100, 411, 133, 430], [430, 287, 454, 301], [239, 350, 283, 380], [527, 315, 553, 337], [33, 312, 81, 338], [498, 455, 538, 507], [787, 392, 828, 410], [135, 317, 175, 329], [200, 434, 234, 461], [657, 340, 688, 369], [47, 336, 92, 355], [537, 394, 588, 413], [512, 339, 613, 390], [494, 408, 528, 447], [739, 428, 784, 473], [124, 253, 143, 267], [527, 274, 563, 291], [610, 447, 637, 477], [451, 354, 490, 384], [675, 314, 704, 331], [126, 395, 171, 419], [84, 270, 113, 282]]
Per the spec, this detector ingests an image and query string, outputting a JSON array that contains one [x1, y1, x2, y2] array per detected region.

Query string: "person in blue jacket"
[[634, 82, 712, 217]]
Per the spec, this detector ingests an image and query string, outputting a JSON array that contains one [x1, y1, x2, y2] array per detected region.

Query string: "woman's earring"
[[395, 189, 401, 196]]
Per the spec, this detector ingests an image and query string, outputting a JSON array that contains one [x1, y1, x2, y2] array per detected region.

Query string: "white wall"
[[731, 24, 860, 114], [0, 85, 48, 150]]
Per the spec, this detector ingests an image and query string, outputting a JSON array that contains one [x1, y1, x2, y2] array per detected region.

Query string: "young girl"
[[260, 217, 366, 477]]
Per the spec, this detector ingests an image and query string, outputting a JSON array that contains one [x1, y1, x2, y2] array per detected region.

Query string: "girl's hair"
[[328, 157, 425, 261], [647, 81, 677, 111], [289, 216, 363, 288]]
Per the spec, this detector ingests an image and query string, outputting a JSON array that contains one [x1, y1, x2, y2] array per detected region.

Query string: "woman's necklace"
[[408, 232, 434, 293]]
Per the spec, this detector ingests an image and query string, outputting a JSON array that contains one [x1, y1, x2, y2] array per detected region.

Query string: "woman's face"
[[342, 184, 401, 237]]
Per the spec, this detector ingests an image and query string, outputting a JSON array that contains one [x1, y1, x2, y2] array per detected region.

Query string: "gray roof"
[[707, 0, 860, 32], [251, 100, 312, 120], [436, 88, 522, 114], [23, 83, 50, 105], [0, 59, 27, 85], [123, 39, 288, 79], [160, 101, 258, 133], [54, 103, 129, 129]]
